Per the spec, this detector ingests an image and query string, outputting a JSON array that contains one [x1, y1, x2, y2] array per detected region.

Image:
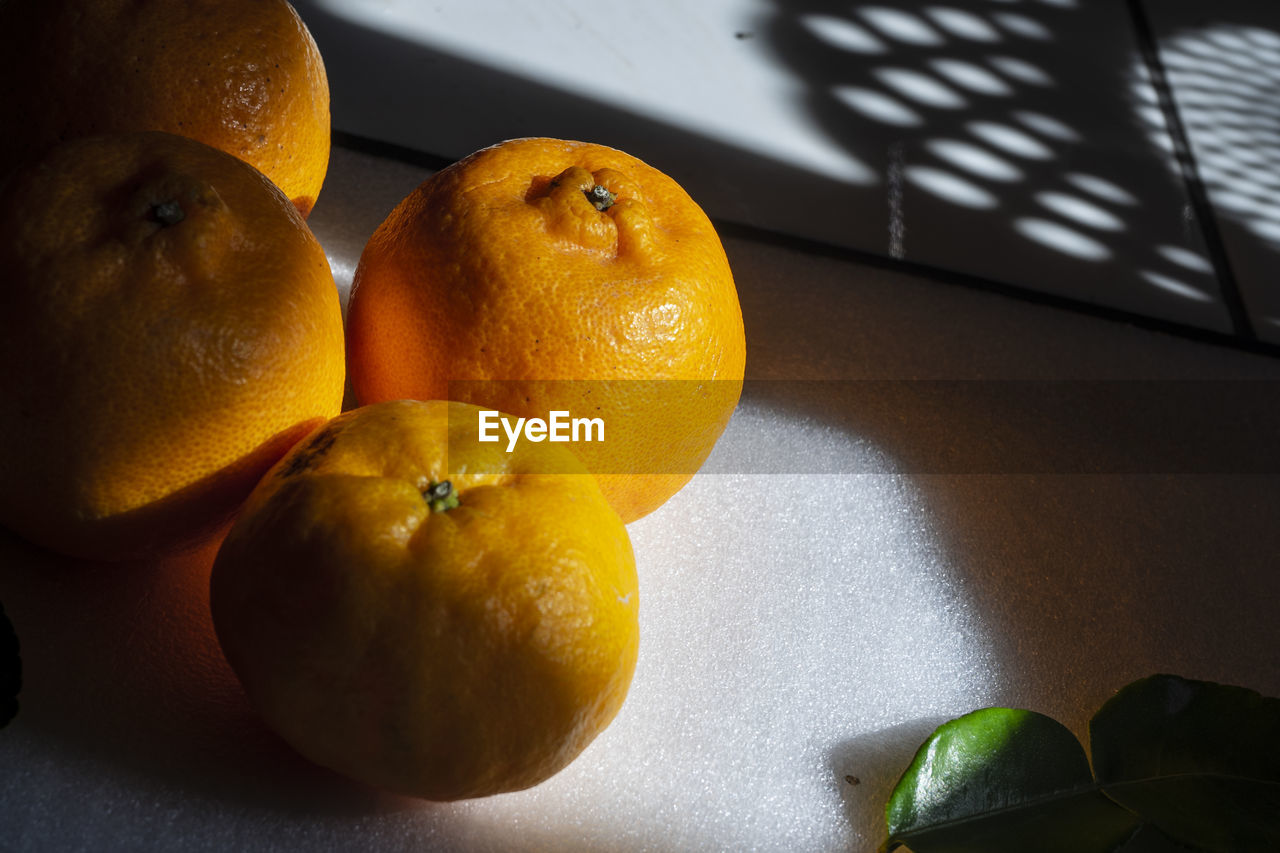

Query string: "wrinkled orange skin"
[[0, 131, 345, 561], [346, 138, 746, 522], [0, 0, 330, 216], [211, 400, 639, 800]]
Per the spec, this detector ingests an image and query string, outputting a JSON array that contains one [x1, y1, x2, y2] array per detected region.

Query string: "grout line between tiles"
[[1126, 0, 1257, 342], [332, 130, 457, 173], [713, 219, 1280, 360], [330, 131, 1280, 361]]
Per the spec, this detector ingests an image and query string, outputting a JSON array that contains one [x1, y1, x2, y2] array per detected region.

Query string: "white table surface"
[[3, 142, 1279, 852]]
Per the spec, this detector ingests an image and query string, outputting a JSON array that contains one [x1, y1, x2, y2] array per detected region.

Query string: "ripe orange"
[[346, 137, 746, 523], [211, 399, 639, 800], [0, 131, 345, 561], [0, 0, 330, 216]]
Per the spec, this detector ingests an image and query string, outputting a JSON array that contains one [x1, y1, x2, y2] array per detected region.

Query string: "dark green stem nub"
[[424, 480, 460, 513], [586, 185, 616, 211], [151, 200, 185, 226]]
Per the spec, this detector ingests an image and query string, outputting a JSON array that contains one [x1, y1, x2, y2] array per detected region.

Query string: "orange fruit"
[[0, 0, 330, 216], [210, 399, 639, 800], [346, 137, 746, 523], [0, 130, 345, 561]]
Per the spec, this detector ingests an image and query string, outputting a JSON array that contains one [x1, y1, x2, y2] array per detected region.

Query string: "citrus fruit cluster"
[[0, 0, 744, 802]]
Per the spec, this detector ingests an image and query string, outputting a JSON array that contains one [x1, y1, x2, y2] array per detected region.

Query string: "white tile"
[[1142, 0, 1280, 344], [296, 0, 1236, 333]]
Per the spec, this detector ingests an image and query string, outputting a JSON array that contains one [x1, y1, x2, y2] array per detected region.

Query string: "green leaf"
[[884, 708, 1138, 853], [879, 676, 1280, 853], [1091, 674, 1280, 853]]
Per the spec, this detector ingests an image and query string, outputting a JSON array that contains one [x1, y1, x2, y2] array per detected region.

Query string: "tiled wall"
[[297, 0, 1280, 345]]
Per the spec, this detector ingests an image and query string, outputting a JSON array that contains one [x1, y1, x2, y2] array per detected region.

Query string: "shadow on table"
[[704, 203, 1280, 840], [828, 717, 952, 848], [0, 525, 691, 853], [0, 527, 414, 820], [730, 239, 1280, 845]]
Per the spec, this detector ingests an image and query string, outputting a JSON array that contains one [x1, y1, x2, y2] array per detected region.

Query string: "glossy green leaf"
[[1092, 674, 1280, 853], [884, 707, 1138, 853], [880, 676, 1280, 853]]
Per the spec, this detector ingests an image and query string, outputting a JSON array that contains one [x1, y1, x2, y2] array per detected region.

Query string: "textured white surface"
[[2, 144, 1279, 852]]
